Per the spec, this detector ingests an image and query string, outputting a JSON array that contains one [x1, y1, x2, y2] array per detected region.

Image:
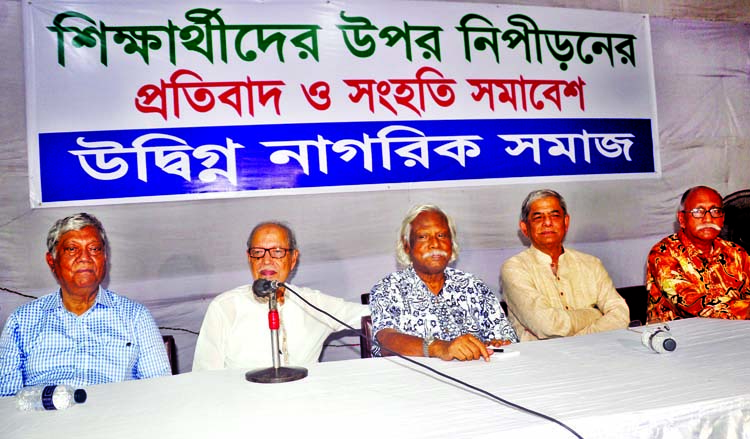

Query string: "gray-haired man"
[[501, 189, 629, 342], [0, 213, 170, 397]]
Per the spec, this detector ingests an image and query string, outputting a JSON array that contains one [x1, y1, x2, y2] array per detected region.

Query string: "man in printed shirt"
[[501, 189, 630, 341], [0, 213, 170, 397], [646, 185, 750, 322], [370, 204, 517, 361]]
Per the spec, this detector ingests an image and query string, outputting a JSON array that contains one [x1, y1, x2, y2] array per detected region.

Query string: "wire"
[[285, 283, 584, 439], [158, 326, 199, 335], [0, 287, 38, 299]]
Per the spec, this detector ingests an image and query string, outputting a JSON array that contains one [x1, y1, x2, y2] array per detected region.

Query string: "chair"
[[359, 293, 374, 358], [500, 300, 508, 316], [360, 315, 374, 359], [720, 189, 750, 252], [616, 285, 648, 327], [358, 293, 397, 358], [162, 335, 178, 375]]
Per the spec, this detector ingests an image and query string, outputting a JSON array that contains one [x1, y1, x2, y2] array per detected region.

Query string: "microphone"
[[641, 325, 677, 353], [245, 278, 307, 384], [252, 279, 283, 298]]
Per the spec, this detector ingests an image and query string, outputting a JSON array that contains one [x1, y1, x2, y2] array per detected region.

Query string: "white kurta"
[[192, 284, 368, 371]]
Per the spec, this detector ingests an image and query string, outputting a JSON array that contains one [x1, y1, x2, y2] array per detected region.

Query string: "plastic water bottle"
[[16, 384, 87, 411]]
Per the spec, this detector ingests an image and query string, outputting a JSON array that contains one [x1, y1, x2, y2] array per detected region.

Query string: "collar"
[[528, 245, 566, 264], [676, 230, 720, 258], [405, 265, 454, 280], [405, 265, 453, 296], [43, 286, 108, 313]]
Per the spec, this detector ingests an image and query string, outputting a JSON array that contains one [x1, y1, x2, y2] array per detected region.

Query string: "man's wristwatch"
[[423, 336, 434, 357]]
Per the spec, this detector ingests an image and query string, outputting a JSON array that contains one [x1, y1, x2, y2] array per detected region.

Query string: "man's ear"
[[519, 221, 529, 238], [289, 249, 300, 271], [402, 238, 411, 255], [45, 253, 56, 274], [677, 210, 686, 230]]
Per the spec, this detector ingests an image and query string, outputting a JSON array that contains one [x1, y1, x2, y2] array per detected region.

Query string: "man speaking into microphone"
[[192, 221, 368, 371]]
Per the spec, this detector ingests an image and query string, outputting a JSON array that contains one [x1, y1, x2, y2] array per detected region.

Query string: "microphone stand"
[[245, 288, 308, 383]]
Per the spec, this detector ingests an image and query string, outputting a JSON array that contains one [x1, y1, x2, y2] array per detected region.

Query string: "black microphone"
[[252, 279, 283, 298]]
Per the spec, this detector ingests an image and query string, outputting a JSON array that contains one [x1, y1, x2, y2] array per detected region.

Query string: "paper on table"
[[490, 349, 520, 359]]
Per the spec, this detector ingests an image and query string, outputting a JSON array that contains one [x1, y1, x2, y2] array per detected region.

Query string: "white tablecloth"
[[3, 318, 749, 439]]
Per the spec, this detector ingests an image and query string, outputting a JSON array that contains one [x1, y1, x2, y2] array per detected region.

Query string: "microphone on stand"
[[251, 279, 282, 298], [245, 279, 308, 384]]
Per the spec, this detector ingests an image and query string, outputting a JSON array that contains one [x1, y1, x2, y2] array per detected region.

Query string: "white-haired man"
[[369, 205, 517, 361]]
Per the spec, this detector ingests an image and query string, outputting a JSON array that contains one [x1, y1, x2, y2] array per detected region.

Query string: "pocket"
[[92, 336, 139, 378]]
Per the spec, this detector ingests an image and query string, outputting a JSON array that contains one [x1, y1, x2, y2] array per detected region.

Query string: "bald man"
[[646, 186, 750, 323], [193, 221, 368, 370]]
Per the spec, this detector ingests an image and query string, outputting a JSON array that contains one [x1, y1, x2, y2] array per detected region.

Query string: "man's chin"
[[689, 231, 720, 243], [257, 275, 291, 285]]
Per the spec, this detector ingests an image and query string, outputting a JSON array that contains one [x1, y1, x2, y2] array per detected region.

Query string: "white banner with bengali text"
[[23, 0, 659, 207]]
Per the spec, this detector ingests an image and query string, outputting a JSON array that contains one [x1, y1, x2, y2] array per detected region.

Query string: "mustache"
[[696, 223, 722, 231], [424, 250, 449, 258]]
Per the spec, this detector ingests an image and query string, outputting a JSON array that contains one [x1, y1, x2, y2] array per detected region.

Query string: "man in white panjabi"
[[192, 222, 368, 370]]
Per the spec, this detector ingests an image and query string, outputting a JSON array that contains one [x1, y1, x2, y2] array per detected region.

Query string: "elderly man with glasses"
[[192, 221, 368, 371], [646, 185, 750, 323]]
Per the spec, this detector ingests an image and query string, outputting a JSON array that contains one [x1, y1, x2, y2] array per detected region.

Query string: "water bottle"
[[16, 384, 87, 411]]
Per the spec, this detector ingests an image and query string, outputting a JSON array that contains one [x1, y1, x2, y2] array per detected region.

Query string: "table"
[[3, 318, 749, 439]]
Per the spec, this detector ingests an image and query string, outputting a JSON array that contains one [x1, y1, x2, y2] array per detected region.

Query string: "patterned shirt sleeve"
[[132, 304, 172, 379], [369, 273, 403, 338], [0, 315, 24, 397]]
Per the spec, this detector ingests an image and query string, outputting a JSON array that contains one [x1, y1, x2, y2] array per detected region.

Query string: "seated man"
[[193, 221, 368, 370], [0, 213, 170, 397], [646, 185, 750, 322], [501, 189, 629, 341], [370, 205, 517, 361]]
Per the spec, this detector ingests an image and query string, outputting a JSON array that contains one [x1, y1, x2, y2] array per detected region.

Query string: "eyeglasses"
[[247, 247, 291, 259], [682, 207, 724, 219]]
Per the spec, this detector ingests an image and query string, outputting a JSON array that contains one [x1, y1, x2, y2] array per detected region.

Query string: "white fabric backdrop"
[[1, 0, 749, 372]]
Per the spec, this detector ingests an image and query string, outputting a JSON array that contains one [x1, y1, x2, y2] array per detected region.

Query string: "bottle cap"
[[662, 338, 677, 351], [73, 389, 87, 404]]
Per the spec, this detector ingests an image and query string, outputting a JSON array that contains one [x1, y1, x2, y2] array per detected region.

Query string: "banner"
[[24, 1, 659, 207]]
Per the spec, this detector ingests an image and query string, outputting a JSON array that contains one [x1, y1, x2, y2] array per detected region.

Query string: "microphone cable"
[[282, 283, 584, 439]]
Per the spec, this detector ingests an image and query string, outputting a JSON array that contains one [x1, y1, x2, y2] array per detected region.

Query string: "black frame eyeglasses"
[[682, 207, 724, 219], [247, 247, 291, 259]]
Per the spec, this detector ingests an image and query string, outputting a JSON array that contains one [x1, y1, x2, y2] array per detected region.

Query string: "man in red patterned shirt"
[[646, 186, 750, 323]]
